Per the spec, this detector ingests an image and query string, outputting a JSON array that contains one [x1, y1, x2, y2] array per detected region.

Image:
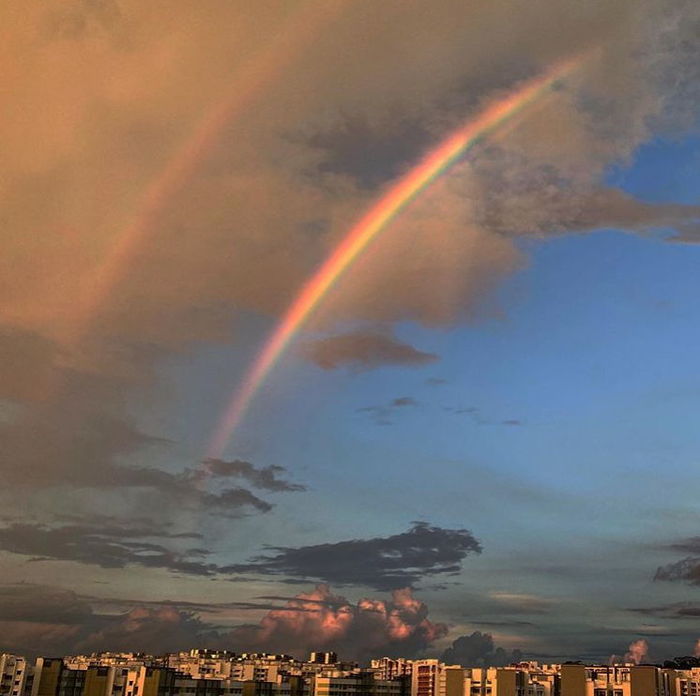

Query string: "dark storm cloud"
[[655, 557, 700, 585], [668, 538, 700, 554], [652, 537, 700, 586], [0, 585, 94, 625], [441, 631, 523, 667], [0, 328, 297, 528], [92, 597, 321, 615], [627, 603, 700, 619], [304, 331, 438, 371], [223, 522, 482, 590], [201, 458, 306, 492], [0, 328, 63, 402], [308, 115, 433, 189], [74, 606, 212, 655], [0, 522, 219, 575]]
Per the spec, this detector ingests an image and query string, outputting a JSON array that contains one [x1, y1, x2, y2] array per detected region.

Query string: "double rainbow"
[[207, 56, 583, 457]]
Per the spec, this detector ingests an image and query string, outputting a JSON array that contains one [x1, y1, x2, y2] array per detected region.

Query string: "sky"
[[3, 0, 700, 665]]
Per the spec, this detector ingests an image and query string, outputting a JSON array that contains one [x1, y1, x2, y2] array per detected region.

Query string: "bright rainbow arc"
[[207, 56, 584, 458]]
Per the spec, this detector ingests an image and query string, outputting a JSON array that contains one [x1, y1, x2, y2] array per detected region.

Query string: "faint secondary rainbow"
[[207, 55, 585, 457], [65, 1, 342, 347]]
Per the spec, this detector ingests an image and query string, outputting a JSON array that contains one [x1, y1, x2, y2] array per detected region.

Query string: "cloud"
[[668, 538, 700, 554], [0, 582, 444, 660], [486, 592, 554, 615], [222, 584, 447, 660], [304, 331, 438, 370], [626, 602, 700, 619], [0, 513, 318, 577], [625, 638, 649, 664], [0, 328, 64, 403], [0, 584, 213, 656], [391, 396, 418, 407], [75, 606, 212, 655], [357, 396, 420, 425], [655, 557, 700, 585], [201, 459, 306, 492], [651, 537, 700, 587], [0, 584, 94, 626], [471, 620, 535, 627], [445, 406, 522, 427], [225, 522, 481, 590], [0, 521, 218, 575], [441, 631, 523, 667]]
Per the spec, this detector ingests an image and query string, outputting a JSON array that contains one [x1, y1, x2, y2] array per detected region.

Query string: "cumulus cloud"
[[305, 331, 438, 371], [226, 522, 481, 590], [441, 631, 523, 667], [609, 639, 651, 666], [0, 583, 444, 660], [625, 639, 649, 664], [223, 584, 447, 660]]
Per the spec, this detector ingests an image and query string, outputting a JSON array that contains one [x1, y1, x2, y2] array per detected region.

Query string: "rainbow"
[[207, 55, 584, 457]]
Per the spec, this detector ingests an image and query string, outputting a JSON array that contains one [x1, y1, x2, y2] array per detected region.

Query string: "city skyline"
[[5, 647, 700, 696], [3, 0, 700, 664]]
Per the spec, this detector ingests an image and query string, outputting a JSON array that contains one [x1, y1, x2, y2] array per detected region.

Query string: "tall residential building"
[[313, 671, 406, 696], [0, 655, 30, 696], [370, 660, 413, 682], [411, 660, 464, 696]]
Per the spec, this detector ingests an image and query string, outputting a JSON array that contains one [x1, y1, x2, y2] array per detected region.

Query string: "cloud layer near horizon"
[[0, 583, 447, 661]]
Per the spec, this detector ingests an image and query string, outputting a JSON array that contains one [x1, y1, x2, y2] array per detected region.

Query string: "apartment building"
[[410, 660, 465, 696], [309, 657, 338, 667], [0, 655, 30, 696], [313, 671, 405, 696], [370, 661, 413, 682], [666, 668, 700, 696]]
